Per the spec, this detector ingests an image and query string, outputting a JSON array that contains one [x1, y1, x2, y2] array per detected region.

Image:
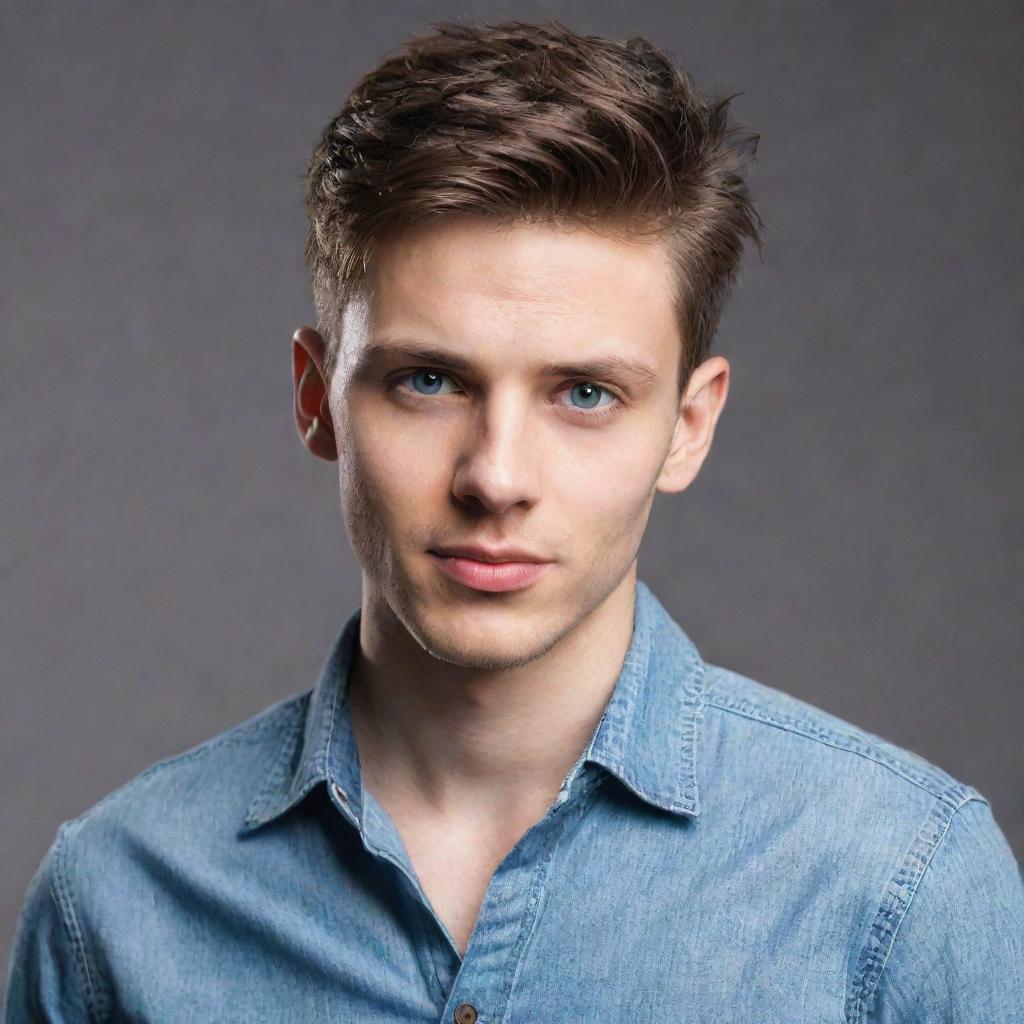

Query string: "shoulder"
[[701, 661, 979, 805], [863, 795, 1024, 1021], [699, 663, 1023, 1021], [69, 690, 307, 830], [52, 690, 309, 896], [6, 692, 311, 1019]]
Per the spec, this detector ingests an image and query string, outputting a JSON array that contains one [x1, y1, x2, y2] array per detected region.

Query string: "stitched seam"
[[678, 685, 705, 812], [408, 880, 448, 1002], [706, 697, 967, 806], [323, 667, 340, 781], [50, 824, 104, 1023], [498, 770, 604, 1023], [844, 794, 976, 1022], [595, 759, 697, 815]]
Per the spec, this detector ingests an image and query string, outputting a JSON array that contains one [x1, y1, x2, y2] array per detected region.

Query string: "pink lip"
[[429, 552, 553, 593]]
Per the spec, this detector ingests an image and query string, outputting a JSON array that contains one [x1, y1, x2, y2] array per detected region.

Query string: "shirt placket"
[[330, 731, 604, 1024], [432, 759, 604, 1024]]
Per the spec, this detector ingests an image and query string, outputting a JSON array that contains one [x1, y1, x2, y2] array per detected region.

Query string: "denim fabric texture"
[[6, 579, 1023, 1022]]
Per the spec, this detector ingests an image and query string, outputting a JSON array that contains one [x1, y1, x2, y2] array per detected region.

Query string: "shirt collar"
[[242, 578, 705, 834]]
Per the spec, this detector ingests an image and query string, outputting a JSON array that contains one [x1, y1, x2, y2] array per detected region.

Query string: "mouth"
[[427, 551, 554, 593]]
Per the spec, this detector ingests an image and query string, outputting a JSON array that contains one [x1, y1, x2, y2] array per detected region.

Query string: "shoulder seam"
[[844, 793, 979, 1023], [67, 693, 308, 829], [51, 823, 105, 1023], [704, 692, 971, 806]]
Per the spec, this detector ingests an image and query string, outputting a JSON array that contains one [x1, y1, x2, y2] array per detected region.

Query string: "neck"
[[346, 572, 637, 823]]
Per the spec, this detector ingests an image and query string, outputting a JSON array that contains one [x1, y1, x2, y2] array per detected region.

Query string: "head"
[[292, 19, 764, 671]]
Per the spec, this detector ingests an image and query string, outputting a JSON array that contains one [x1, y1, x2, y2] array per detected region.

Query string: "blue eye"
[[564, 382, 615, 411], [390, 369, 621, 422], [400, 370, 457, 396]]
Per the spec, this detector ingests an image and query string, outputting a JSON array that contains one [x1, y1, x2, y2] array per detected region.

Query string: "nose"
[[450, 392, 542, 515]]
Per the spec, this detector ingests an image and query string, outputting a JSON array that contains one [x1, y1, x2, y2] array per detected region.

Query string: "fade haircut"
[[304, 18, 765, 392]]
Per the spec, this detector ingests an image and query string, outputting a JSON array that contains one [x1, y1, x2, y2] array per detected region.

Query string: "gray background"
[[4, 0, 1022, 972]]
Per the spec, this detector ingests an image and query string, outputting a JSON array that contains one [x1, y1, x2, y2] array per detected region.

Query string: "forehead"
[[351, 215, 680, 373]]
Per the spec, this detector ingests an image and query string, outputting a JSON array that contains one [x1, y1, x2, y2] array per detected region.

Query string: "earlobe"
[[655, 416, 700, 495]]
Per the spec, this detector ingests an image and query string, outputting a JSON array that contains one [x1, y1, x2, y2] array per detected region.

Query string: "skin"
[[291, 213, 728, 950]]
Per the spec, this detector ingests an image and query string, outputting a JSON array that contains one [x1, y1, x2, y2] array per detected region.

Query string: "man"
[[6, 18, 1022, 1023]]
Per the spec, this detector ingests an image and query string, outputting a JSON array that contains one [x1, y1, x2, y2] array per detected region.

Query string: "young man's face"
[[294, 214, 728, 670]]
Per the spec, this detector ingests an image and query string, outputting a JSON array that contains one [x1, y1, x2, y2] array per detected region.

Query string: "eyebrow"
[[358, 338, 660, 388]]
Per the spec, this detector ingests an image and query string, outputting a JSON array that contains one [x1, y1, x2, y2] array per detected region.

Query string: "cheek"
[[553, 428, 666, 541], [339, 402, 452, 546], [356, 416, 450, 502]]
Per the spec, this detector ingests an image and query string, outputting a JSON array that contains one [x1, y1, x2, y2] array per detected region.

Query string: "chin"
[[408, 592, 572, 671], [413, 629, 559, 672]]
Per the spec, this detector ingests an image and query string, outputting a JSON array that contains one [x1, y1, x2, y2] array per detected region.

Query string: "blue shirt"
[[6, 580, 1023, 1022]]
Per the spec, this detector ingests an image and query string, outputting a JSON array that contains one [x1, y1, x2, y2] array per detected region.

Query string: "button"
[[331, 782, 349, 804], [454, 1003, 478, 1024]]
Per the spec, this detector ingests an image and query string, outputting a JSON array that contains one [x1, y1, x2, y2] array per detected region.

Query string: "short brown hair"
[[304, 18, 765, 391]]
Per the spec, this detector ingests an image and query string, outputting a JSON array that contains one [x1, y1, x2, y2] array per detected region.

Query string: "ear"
[[291, 326, 338, 462], [655, 356, 730, 494]]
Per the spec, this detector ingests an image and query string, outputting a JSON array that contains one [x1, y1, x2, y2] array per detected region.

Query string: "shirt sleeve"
[[868, 795, 1024, 1023], [4, 827, 95, 1023]]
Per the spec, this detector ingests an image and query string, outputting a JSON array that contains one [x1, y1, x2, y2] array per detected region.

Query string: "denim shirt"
[[6, 580, 1023, 1022]]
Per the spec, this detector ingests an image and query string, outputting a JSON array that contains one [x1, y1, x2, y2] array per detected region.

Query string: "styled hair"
[[304, 18, 765, 391]]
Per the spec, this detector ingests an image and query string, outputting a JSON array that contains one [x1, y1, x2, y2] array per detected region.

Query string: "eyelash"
[[388, 369, 623, 423]]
